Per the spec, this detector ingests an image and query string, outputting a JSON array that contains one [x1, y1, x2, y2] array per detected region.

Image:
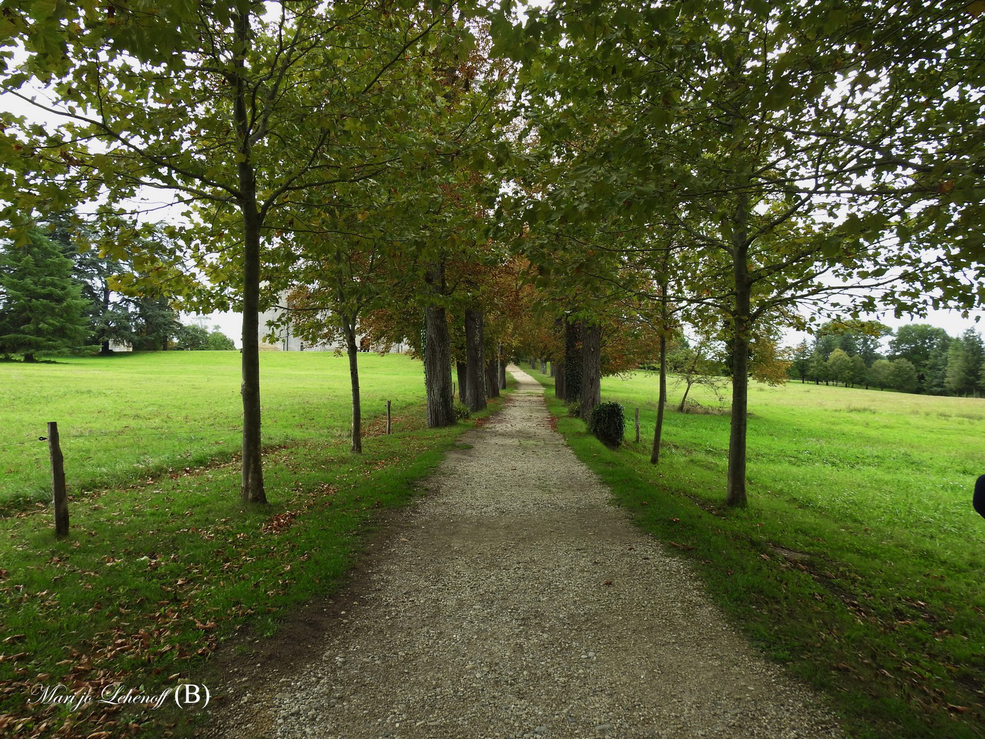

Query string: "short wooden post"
[[386, 400, 392, 435], [47, 422, 69, 538], [635, 408, 641, 443]]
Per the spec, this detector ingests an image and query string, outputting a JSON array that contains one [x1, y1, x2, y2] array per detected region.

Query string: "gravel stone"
[[209, 367, 842, 738]]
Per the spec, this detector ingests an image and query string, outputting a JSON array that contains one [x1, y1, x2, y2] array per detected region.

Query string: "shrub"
[[566, 400, 581, 417], [589, 402, 625, 448], [454, 401, 471, 420]]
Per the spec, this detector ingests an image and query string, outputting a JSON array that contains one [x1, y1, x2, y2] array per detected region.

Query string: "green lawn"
[[0, 351, 427, 510], [0, 351, 506, 738], [531, 368, 985, 739]]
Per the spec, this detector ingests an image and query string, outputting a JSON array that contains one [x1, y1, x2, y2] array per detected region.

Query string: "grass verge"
[[530, 368, 984, 739]]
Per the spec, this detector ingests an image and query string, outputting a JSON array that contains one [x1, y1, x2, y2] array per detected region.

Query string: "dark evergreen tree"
[[945, 329, 984, 396], [924, 343, 951, 396], [44, 215, 138, 353], [133, 296, 182, 350], [790, 340, 810, 383], [0, 230, 89, 361]]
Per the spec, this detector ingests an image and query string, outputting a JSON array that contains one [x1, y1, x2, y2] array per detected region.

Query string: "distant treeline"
[[788, 321, 983, 397], [0, 218, 234, 360]]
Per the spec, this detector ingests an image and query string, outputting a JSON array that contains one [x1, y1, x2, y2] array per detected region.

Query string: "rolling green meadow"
[[0, 351, 505, 738], [529, 367, 985, 738], [1, 351, 432, 511], [2, 351, 984, 738]]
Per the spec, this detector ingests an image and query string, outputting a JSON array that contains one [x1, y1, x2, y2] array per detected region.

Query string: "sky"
[[2, 13, 981, 353]]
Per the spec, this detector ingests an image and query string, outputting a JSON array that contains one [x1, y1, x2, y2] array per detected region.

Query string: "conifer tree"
[[0, 230, 88, 361]]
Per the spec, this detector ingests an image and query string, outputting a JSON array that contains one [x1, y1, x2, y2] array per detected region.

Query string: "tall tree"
[[890, 324, 952, 392], [1, 1, 469, 503], [44, 215, 139, 353], [132, 296, 182, 351], [945, 329, 984, 397], [0, 230, 88, 361], [494, 0, 985, 507]]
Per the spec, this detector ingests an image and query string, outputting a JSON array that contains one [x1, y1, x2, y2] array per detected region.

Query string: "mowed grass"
[[531, 368, 985, 739], [0, 351, 426, 510], [0, 352, 508, 738]]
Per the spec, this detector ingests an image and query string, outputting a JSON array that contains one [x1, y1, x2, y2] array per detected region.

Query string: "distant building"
[[258, 297, 405, 354]]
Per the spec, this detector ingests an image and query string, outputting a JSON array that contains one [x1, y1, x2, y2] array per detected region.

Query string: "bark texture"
[[235, 2, 265, 504], [486, 357, 500, 398], [727, 193, 751, 508], [498, 344, 507, 390], [579, 323, 602, 423], [464, 307, 487, 412], [343, 315, 362, 454], [563, 320, 583, 403], [651, 275, 669, 464], [456, 361, 468, 404], [424, 262, 455, 428]]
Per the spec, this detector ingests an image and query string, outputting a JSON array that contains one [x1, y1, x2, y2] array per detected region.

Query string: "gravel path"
[[211, 367, 842, 738]]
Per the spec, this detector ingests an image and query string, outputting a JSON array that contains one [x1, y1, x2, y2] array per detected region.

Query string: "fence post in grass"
[[47, 422, 69, 538], [635, 408, 640, 443], [386, 400, 392, 435]]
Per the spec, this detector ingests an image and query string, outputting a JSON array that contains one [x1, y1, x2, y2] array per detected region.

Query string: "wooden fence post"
[[47, 422, 69, 538], [386, 400, 392, 435], [635, 408, 640, 444]]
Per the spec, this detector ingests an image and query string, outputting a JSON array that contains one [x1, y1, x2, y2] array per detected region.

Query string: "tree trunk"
[[540, 359, 547, 374], [234, 1, 265, 505], [651, 276, 669, 464], [424, 262, 455, 427], [579, 322, 602, 422], [464, 307, 486, 412], [23, 353, 36, 363], [726, 192, 751, 508], [678, 380, 694, 413], [499, 344, 507, 389], [456, 361, 468, 403], [486, 357, 500, 398], [100, 284, 112, 354], [555, 359, 565, 399], [343, 315, 362, 454], [563, 319, 583, 403]]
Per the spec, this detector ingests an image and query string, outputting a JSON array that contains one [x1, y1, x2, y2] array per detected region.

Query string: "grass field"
[[0, 351, 428, 510], [0, 351, 507, 738], [530, 367, 985, 738]]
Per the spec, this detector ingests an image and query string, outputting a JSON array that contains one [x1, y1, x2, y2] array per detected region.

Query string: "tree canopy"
[[1, 0, 983, 507]]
